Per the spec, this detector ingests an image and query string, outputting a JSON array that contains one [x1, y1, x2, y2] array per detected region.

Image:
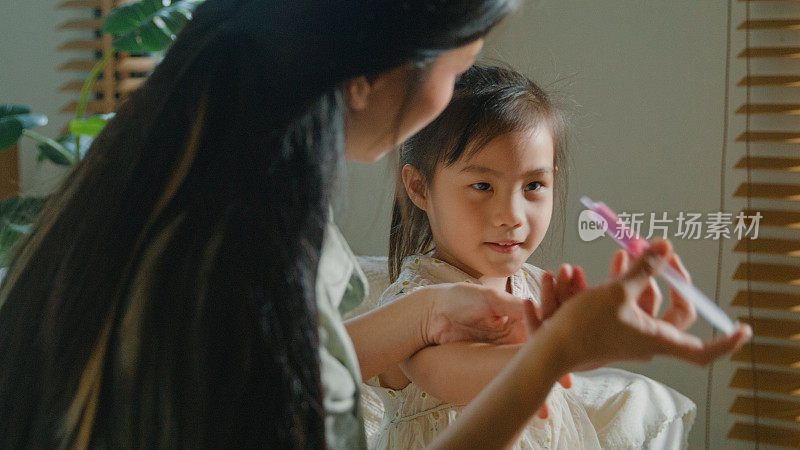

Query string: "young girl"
[[365, 66, 697, 449]]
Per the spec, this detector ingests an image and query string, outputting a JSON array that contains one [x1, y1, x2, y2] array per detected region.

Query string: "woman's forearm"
[[400, 342, 522, 405], [427, 326, 568, 450], [344, 289, 432, 380]]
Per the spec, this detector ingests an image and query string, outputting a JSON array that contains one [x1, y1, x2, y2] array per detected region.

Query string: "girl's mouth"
[[485, 242, 522, 254]]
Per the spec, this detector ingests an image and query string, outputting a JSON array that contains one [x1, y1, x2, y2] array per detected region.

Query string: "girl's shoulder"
[[376, 255, 437, 307]]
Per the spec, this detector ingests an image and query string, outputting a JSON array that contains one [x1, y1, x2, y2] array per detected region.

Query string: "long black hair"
[[0, 0, 515, 447]]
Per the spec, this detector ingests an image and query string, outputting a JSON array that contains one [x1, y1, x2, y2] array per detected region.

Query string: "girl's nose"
[[492, 193, 524, 229]]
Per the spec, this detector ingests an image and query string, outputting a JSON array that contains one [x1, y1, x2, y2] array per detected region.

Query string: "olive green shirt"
[[317, 220, 368, 449]]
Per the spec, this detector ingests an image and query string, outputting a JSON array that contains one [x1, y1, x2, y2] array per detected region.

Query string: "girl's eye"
[[470, 182, 492, 191], [525, 181, 544, 192]]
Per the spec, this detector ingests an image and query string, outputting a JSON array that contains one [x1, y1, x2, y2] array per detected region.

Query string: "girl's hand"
[[540, 264, 588, 319], [609, 248, 697, 331], [535, 239, 751, 373], [424, 283, 527, 346]]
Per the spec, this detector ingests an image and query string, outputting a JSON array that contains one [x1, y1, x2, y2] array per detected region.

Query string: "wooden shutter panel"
[[728, 0, 800, 447], [57, 0, 157, 117]]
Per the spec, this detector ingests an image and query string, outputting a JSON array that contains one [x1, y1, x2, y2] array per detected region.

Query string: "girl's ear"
[[344, 76, 372, 111], [401, 164, 428, 210]]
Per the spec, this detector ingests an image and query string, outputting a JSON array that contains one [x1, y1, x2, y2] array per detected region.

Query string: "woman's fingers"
[[619, 239, 672, 296], [661, 254, 698, 331], [610, 249, 629, 279], [485, 288, 526, 323], [656, 322, 752, 366], [637, 278, 662, 317], [670, 253, 692, 284]]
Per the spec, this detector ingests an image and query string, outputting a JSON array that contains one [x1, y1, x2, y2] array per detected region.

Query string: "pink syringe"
[[581, 196, 736, 335]]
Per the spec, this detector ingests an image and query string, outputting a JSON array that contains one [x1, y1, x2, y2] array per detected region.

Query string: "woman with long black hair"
[[0, 0, 750, 448]]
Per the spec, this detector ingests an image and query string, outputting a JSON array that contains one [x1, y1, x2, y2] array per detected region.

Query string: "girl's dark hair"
[[0, 1, 516, 447], [390, 65, 569, 281]]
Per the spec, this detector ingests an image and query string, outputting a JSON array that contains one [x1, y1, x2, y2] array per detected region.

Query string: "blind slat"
[[728, 422, 800, 448], [734, 157, 800, 172], [731, 343, 800, 369], [730, 368, 800, 396], [738, 19, 800, 30], [739, 316, 800, 340], [730, 395, 800, 423], [733, 262, 800, 285], [738, 75, 800, 87], [739, 47, 800, 59], [736, 103, 800, 115], [733, 183, 800, 201], [733, 238, 800, 257], [731, 290, 800, 311], [736, 131, 800, 143]]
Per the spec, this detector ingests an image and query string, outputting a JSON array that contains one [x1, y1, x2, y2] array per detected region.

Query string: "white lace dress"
[[364, 255, 696, 450]]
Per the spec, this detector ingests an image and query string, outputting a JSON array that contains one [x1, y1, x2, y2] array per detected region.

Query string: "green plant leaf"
[[37, 134, 90, 166], [0, 104, 30, 119], [104, 0, 206, 54], [0, 114, 48, 151], [15, 114, 48, 130], [0, 196, 48, 268], [69, 113, 114, 138], [0, 196, 47, 223], [0, 117, 24, 151]]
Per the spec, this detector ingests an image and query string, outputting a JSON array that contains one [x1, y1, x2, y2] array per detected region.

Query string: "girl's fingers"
[[537, 402, 549, 419], [540, 271, 558, 320], [557, 373, 573, 389], [523, 298, 543, 333], [571, 266, 588, 294], [556, 264, 574, 303]]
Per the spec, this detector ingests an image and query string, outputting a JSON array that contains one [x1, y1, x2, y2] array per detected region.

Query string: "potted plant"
[[0, 0, 206, 268]]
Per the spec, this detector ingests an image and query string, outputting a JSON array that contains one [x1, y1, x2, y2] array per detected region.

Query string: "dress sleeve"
[[376, 273, 427, 308], [521, 263, 547, 304]]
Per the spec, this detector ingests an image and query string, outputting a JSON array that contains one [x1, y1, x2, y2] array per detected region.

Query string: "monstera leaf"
[[103, 0, 206, 53], [37, 134, 93, 166], [0, 104, 48, 151]]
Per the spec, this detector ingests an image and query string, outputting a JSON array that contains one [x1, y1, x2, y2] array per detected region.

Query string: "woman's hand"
[[609, 248, 697, 331], [531, 239, 751, 373], [526, 266, 584, 419], [424, 283, 527, 346]]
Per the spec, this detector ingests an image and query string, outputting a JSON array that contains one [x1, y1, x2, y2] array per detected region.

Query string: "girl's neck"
[[478, 275, 513, 294], [430, 250, 513, 294]]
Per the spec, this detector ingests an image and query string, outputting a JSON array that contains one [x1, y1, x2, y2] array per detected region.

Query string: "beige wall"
[[0, 0, 87, 195], [336, 1, 790, 448]]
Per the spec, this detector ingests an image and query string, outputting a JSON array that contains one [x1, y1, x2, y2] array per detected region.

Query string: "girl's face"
[[344, 40, 484, 162], [422, 128, 555, 280]]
